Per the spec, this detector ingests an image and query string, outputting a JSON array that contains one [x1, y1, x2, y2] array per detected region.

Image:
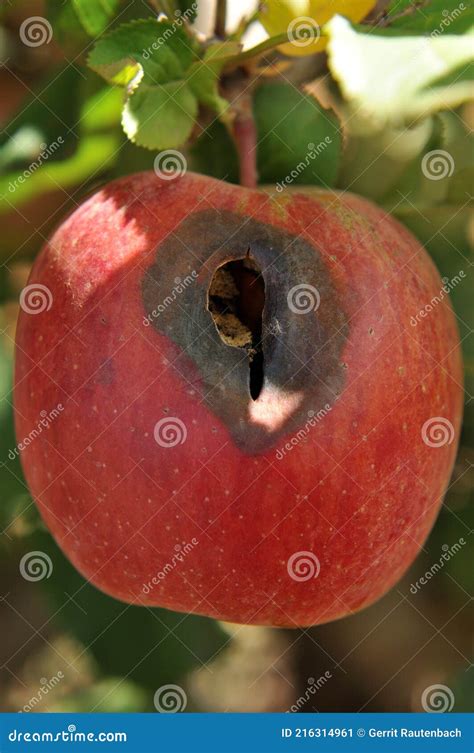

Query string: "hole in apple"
[[208, 254, 265, 401]]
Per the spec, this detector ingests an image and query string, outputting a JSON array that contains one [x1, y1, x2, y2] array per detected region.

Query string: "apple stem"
[[233, 96, 258, 189]]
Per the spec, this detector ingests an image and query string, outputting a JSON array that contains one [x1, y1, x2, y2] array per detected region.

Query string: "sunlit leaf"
[[72, 0, 121, 37], [326, 15, 474, 130], [88, 18, 231, 149]]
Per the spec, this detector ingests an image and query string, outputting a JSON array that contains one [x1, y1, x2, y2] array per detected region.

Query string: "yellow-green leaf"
[[258, 0, 376, 57]]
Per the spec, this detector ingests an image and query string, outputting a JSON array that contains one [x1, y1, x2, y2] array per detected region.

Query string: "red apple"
[[14, 171, 463, 627]]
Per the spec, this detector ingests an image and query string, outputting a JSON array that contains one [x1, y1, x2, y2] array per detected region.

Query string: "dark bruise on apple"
[[142, 209, 348, 454], [14, 171, 463, 627]]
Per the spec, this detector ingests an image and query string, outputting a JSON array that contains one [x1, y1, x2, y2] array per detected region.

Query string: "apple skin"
[[14, 171, 463, 627]]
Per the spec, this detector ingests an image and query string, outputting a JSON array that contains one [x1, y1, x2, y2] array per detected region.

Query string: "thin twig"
[[232, 91, 258, 189], [215, 0, 227, 39]]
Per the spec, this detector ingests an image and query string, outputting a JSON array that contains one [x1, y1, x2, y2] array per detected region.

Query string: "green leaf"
[[122, 83, 198, 149], [189, 121, 239, 183], [88, 19, 196, 86], [254, 83, 342, 187], [190, 83, 342, 188], [88, 18, 231, 149], [188, 63, 230, 120], [326, 15, 474, 130], [72, 0, 121, 37], [385, 0, 474, 34]]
